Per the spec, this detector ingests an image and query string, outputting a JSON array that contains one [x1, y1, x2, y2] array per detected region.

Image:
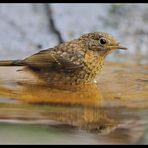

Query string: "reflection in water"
[[19, 83, 103, 106], [0, 82, 117, 134], [0, 66, 147, 144], [0, 81, 145, 144]]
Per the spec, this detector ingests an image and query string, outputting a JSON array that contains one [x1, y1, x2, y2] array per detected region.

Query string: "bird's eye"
[[99, 38, 106, 46]]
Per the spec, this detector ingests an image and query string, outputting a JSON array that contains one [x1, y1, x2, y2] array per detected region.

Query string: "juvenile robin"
[[0, 32, 127, 84]]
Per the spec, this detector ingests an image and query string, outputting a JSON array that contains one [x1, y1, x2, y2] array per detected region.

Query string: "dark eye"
[[99, 38, 106, 45]]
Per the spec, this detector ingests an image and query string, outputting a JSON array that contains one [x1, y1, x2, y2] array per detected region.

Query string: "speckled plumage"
[[0, 32, 127, 84]]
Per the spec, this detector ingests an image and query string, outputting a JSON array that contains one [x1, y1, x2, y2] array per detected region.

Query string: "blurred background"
[[0, 3, 148, 64]]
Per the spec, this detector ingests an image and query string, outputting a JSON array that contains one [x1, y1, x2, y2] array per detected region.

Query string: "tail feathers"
[[0, 60, 24, 66]]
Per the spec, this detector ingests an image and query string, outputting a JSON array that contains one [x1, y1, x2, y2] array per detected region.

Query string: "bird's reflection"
[[0, 81, 117, 134], [19, 83, 102, 106]]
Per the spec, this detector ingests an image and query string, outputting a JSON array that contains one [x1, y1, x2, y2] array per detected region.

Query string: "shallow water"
[[0, 109, 147, 145], [0, 61, 148, 144]]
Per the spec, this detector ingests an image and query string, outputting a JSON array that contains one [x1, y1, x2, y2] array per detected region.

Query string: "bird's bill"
[[117, 45, 128, 50], [107, 45, 128, 50]]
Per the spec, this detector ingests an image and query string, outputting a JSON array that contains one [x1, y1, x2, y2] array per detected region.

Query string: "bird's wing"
[[23, 47, 84, 72]]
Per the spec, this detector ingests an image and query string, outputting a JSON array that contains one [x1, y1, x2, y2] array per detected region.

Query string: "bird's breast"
[[80, 54, 104, 83]]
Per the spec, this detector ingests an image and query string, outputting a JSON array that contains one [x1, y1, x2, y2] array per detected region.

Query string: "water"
[[0, 108, 147, 144], [0, 106, 148, 144], [0, 63, 148, 144]]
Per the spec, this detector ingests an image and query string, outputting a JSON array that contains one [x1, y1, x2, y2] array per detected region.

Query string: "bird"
[[0, 32, 127, 85]]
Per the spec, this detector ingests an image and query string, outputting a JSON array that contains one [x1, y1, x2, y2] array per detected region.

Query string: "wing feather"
[[23, 47, 84, 72]]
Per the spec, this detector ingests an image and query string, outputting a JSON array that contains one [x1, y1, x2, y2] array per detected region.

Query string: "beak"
[[106, 45, 128, 50], [117, 45, 128, 50]]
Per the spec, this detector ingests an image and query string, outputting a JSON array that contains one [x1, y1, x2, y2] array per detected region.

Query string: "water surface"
[[0, 61, 148, 144]]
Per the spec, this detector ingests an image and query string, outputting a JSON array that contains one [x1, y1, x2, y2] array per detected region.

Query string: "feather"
[[23, 47, 84, 72]]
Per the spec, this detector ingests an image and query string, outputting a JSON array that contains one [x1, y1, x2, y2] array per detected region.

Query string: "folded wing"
[[23, 48, 84, 72]]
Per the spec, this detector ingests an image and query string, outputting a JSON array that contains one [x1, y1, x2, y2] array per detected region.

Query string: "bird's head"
[[80, 32, 127, 57]]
